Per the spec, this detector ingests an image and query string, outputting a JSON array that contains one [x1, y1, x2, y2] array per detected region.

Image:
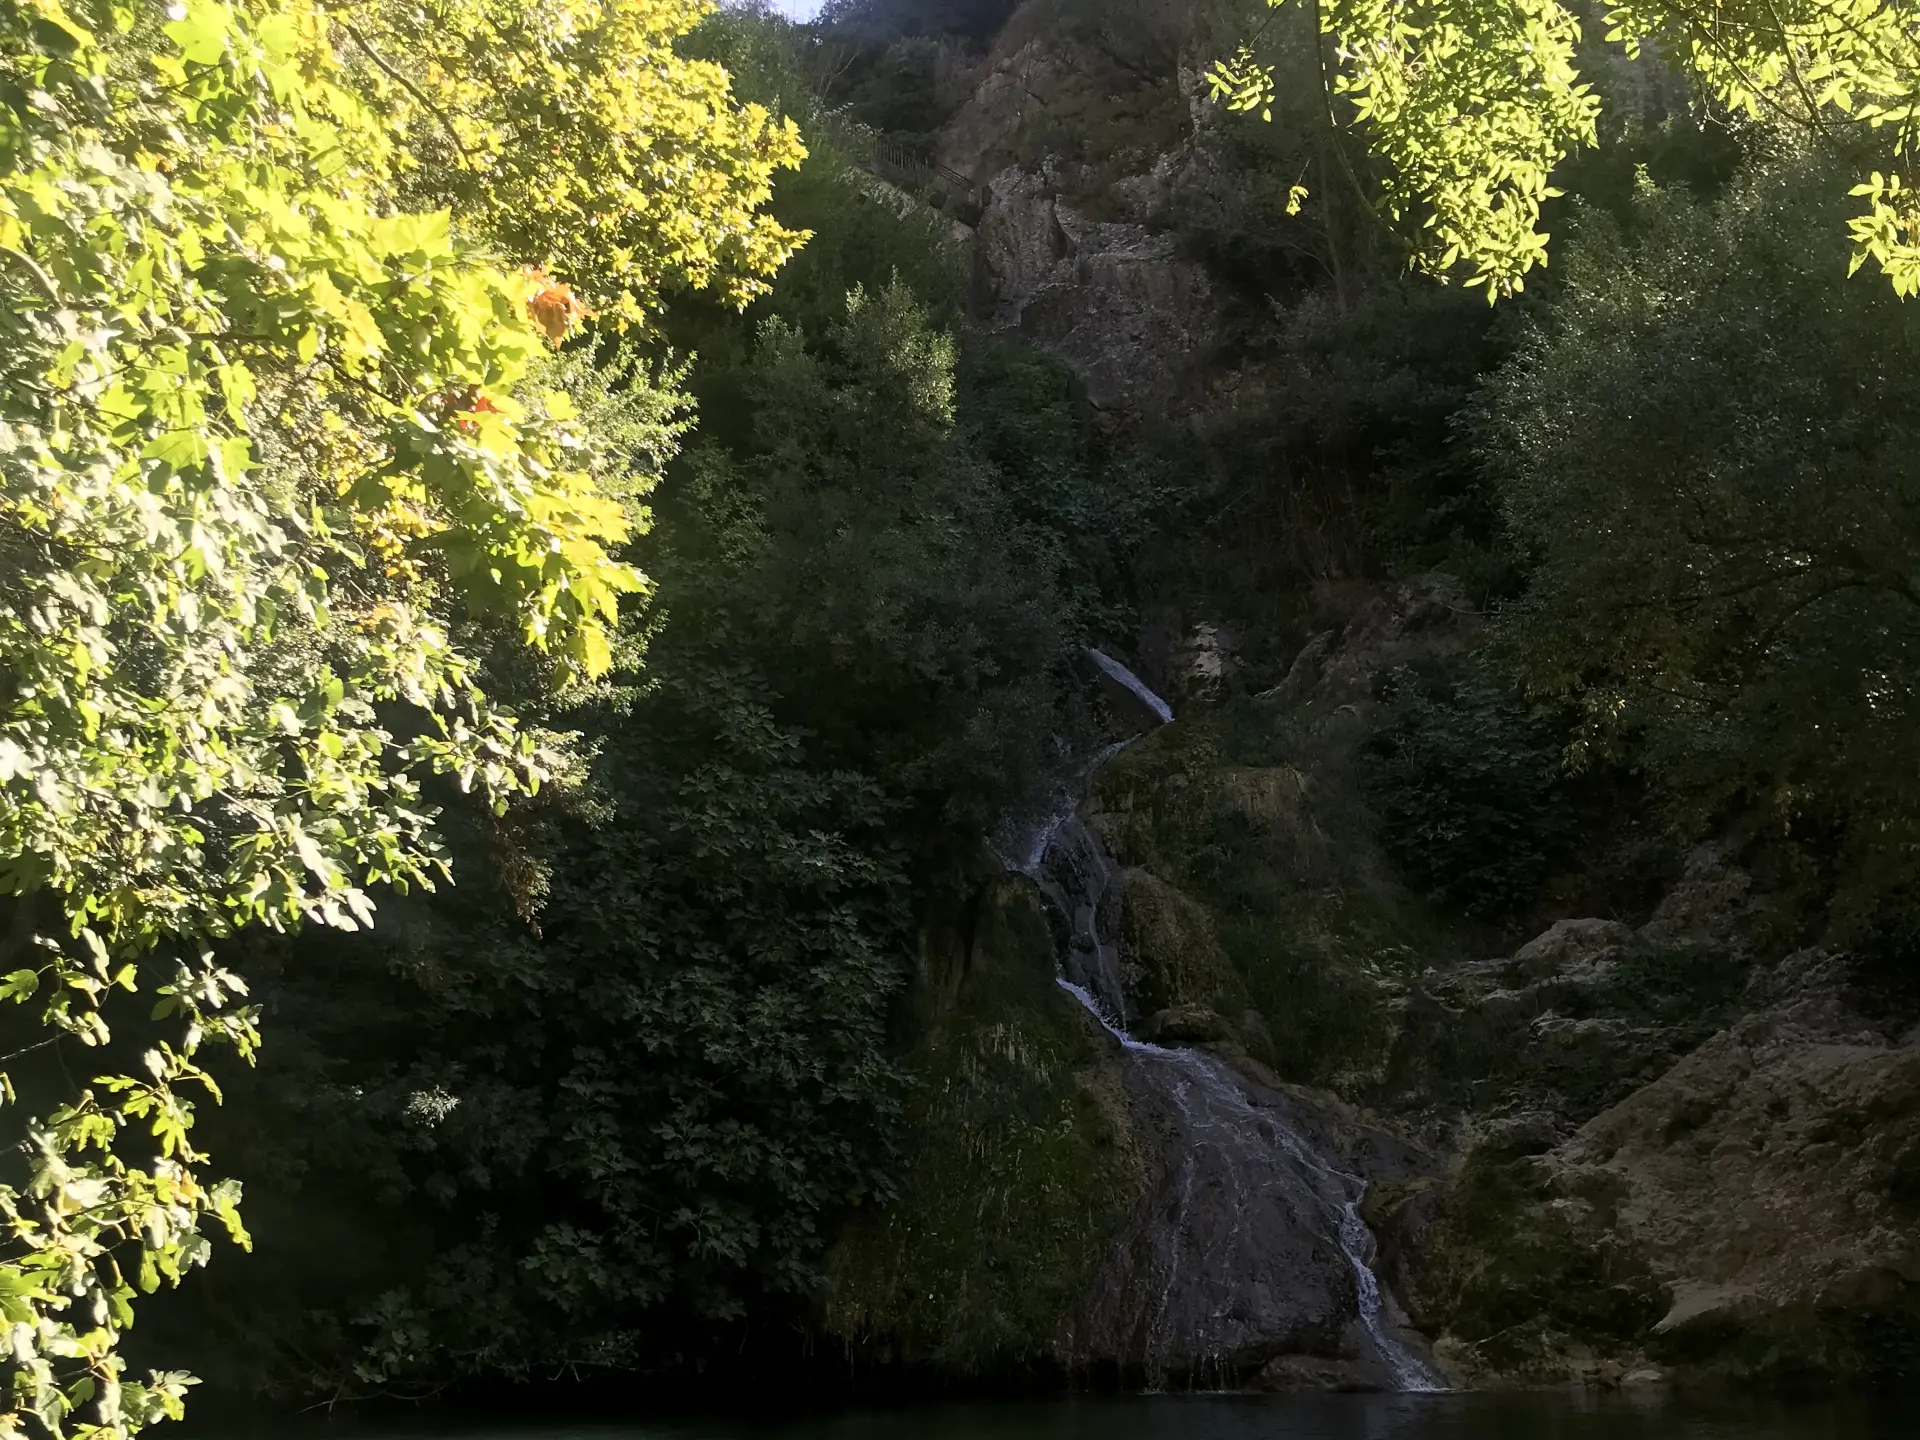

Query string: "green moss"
[[1091, 707, 1437, 1091], [1214, 691, 1303, 768], [1119, 868, 1245, 1017], [824, 879, 1145, 1371], [1417, 1150, 1668, 1375]]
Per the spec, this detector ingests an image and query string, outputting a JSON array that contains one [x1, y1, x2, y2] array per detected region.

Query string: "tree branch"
[[0, 244, 60, 303], [343, 22, 477, 163]]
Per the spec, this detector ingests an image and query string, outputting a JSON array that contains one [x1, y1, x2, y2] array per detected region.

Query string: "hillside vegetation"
[[5, 0, 1920, 1428]]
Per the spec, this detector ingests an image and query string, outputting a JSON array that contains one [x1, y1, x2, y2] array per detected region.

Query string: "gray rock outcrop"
[[973, 168, 1216, 411], [1550, 969, 1920, 1354], [1068, 1047, 1433, 1390]]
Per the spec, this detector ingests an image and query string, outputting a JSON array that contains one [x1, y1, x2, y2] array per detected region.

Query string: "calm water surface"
[[194, 1393, 1918, 1440]]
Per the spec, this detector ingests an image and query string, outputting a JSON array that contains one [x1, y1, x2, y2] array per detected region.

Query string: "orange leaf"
[[524, 273, 591, 346]]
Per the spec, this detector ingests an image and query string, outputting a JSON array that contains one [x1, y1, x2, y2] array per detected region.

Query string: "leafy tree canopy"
[[1483, 149, 1920, 925], [1212, 0, 1920, 297], [339, 0, 808, 322], [0, 1, 796, 1434], [158, 277, 1126, 1394]]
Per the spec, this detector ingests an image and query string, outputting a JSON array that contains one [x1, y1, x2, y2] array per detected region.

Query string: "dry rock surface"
[[972, 168, 1216, 411], [1552, 966, 1920, 1347], [1382, 851, 1920, 1384]]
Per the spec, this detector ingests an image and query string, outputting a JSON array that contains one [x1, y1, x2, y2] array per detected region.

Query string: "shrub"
[[1361, 666, 1573, 916]]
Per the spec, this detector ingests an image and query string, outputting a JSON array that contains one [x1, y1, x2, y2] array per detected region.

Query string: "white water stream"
[[1002, 657, 1443, 1392]]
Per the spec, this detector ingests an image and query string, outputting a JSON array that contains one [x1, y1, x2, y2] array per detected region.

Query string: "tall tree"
[[0, 2, 798, 1434], [1482, 151, 1920, 921], [338, 0, 807, 323]]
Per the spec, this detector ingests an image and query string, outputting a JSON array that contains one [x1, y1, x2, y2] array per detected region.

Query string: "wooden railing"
[[810, 109, 988, 227], [874, 143, 988, 227]]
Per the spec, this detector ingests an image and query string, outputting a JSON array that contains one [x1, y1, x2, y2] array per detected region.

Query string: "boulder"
[[1067, 1045, 1440, 1389], [1552, 1006, 1920, 1352], [1118, 867, 1242, 1018], [1639, 843, 1755, 951], [1136, 1003, 1229, 1044], [1509, 918, 1636, 983]]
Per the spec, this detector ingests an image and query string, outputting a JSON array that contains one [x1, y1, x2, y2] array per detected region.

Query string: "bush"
[[1481, 147, 1920, 929], [1361, 666, 1573, 916]]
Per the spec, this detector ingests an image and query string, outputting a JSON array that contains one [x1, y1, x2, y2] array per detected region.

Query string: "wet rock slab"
[[1064, 1040, 1437, 1389]]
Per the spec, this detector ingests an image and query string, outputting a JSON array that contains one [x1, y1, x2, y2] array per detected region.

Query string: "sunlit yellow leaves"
[[1215, 0, 1597, 297], [1848, 171, 1920, 295], [1222, 0, 1920, 299], [161, 0, 231, 66], [337, 0, 809, 319], [0, 0, 744, 1428]]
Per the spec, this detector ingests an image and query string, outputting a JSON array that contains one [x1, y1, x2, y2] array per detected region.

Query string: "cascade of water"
[[1086, 647, 1175, 724], [1052, 977, 1443, 1392], [1013, 654, 1443, 1393]]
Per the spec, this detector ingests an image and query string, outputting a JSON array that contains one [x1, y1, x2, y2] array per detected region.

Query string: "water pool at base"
[[190, 1391, 1918, 1440]]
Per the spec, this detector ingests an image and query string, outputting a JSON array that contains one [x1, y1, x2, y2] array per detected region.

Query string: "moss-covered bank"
[[825, 874, 1145, 1372], [1089, 690, 1453, 1094]]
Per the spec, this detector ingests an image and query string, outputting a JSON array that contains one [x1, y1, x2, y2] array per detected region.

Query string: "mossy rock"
[[1413, 1148, 1669, 1380], [1409, 1138, 1920, 1390], [824, 877, 1146, 1372], [1648, 1287, 1920, 1391], [1119, 866, 1244, 1018], [1090, 705, 1439, 1091], [1382, 931, 1759, 1129]]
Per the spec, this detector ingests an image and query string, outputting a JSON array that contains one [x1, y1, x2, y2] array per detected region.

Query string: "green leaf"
[[162, 0, 233, 66]]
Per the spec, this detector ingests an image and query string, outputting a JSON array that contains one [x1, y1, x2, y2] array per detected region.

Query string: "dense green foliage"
[[1172, 281, 1514, 635], [825, 877, 1143, 1373], [148, 44, 1147, 1387], [340, 0, 808, 323], [1484, 149, 1920, 929], [1360, 667, 1572, 916], [1215, 1, 1920, 297], [812, 0, 1017, 139], [0, 0, 803, 1432], [672, 283, 1075, 844], [197, 663, 912, 1385], [820, 0, 1016, 44]]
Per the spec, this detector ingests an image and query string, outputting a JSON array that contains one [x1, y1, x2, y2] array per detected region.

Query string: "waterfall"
[[1085, 646, 1175, 725], [1003, 657, 1444, 1393]]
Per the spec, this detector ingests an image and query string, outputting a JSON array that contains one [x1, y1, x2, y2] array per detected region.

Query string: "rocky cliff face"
[[972, 167, 1217, 412], [1371, 941, 1920, 1389], [1227, 599, 1920, 1390], [929, 1, 1243, 415], [1558, 971, 1919, 1375]]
